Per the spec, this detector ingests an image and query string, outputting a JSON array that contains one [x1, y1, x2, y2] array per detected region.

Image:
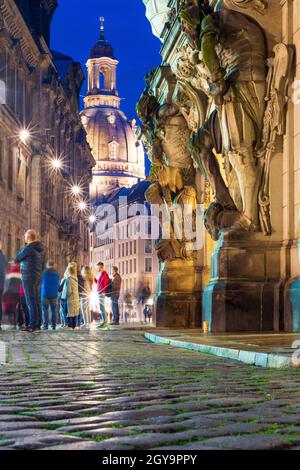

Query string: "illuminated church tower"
[[81, 18, 145, 198]]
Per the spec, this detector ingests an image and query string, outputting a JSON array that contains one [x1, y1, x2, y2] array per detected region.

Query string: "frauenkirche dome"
[[81, 18, 145, 198]]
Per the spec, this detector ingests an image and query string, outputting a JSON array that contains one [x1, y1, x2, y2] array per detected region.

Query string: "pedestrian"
[[81, 266, 94, 326], [148, 308, 153, 323], [17, 279, 29, 330], [77, 266, 85, 327], [58, 274, 67, 328], [15, 230, 45, 333], [60, 262, 80, 330], [94, 262, 109, 329], [143, 305, 149, 324], [0, 242, 8, 330], [124, 310, 129, 323], [41, 260, 60, 331], [110, 266, 121, 326]]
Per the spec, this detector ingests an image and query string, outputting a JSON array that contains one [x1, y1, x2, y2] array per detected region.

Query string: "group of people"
[[0, 229, 122, 332]]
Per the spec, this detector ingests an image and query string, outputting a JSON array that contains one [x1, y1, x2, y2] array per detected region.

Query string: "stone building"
[[81, 19, 159, 316], [141, 0, 300, 332], [0, 0, 95, 274]]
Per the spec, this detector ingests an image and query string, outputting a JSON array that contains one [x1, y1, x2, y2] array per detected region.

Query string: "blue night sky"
[[51, 0, 162, 174]]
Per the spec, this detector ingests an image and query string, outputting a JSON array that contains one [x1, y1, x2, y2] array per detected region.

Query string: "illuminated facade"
[[142, 0, 300, 331], [0, 0, 95, 273]]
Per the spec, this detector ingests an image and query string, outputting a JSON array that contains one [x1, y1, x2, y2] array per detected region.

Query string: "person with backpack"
[[94, 262, 109, 329], [41, 260, 60, 330]]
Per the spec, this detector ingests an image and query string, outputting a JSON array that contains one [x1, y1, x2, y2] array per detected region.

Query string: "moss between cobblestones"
[[42, 424, 63, 430]]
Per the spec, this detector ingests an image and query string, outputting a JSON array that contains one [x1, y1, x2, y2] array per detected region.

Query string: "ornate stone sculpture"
[[177, 0, 292, 240], [137, 66, 200, 260]]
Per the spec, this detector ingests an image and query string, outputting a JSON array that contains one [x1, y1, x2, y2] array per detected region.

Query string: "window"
[[134, 240, 137, 254], [130, 241, 132, 255], [126, 242, 128, 256], [118, 244, 121, 257], [122, 243, 124, 257], [130, 259, 132, 273], [134, 259, 136, 272], [109, 140, 119, 159], [145, 240, 152, 254], [0, 80, 6, 105], [145, 258, 152, 273], [126, 260, 128, 274], [8, 147, 13, 191]]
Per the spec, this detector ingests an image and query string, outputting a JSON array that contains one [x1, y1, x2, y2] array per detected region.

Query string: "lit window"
[[145, 258, 152, 273], [108, 114, 116, 125], [109, 140, 119, 159]]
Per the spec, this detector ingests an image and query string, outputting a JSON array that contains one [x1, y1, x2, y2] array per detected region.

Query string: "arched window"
[[109, 140, 119, 159], [0, 80, 6, 104]]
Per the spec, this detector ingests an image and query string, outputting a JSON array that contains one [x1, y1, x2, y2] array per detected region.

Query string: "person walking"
[[15, 230, 45, 333], [41, 260, 60, 331], [143, 305, 149, 324], [17, 279, 29, 330], [110, 266, 121, 326], [77, 266, 85, 327], [94, 262, 109, 329], [61, 262, 80, 330], [81, 266, 94, 327], [0, 242, 8, 330]]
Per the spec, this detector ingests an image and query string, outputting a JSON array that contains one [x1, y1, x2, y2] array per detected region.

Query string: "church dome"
[[81, 107, 141, 165]]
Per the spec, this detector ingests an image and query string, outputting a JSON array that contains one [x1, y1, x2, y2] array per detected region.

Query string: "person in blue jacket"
[[41, 260, 60, 330]]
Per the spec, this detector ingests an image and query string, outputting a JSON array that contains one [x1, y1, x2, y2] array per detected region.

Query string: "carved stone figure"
[[137, 66, 200, 260], [178, 0, 268, 239]]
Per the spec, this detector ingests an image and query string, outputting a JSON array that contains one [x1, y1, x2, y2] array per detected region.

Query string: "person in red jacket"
[[94, 262, 109, 328]]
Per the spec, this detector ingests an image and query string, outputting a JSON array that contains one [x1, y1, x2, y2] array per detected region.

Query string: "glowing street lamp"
[[51, 158, 63, 170], [78, 200, 88, 212], [19, 129, 30, 144], [89, 214, 96, 224], [71, 185, 82, 196]]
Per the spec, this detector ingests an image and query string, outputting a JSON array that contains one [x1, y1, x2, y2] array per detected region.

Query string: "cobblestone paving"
[[0, 329, 300, 450]]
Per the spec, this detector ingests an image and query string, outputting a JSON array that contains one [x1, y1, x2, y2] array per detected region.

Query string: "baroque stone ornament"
[[258, 43, 293, 235], [137, 65, 201, 261], [177, 0, 291, 240]]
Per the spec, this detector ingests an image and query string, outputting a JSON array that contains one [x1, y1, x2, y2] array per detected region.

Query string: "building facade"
[[0, 0, 95, 274], [141, 0, 300, 332]]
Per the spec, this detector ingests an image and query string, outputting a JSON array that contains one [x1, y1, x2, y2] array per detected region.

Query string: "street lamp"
[[51, 158, 63, 170], [19, 129, 30, 144], [89, 214, 96, 224], [78, 200, 88, 212], [71, 185, 82, 196]]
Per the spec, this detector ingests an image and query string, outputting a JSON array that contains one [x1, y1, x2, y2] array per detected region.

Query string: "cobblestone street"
[[0, 329, 300, 450]]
